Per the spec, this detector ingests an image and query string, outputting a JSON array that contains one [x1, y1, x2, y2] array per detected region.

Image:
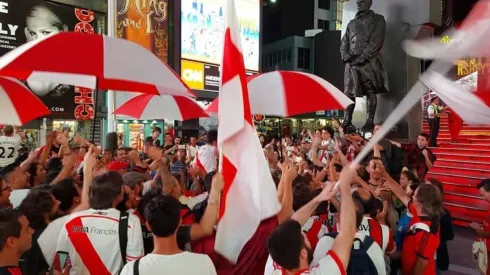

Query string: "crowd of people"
[[0, 121, 485, 275]]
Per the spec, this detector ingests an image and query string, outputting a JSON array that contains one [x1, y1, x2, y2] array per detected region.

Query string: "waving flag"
[[215, 0, 280, 263]]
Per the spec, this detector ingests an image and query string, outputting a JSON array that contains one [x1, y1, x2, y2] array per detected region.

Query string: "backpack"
[[133, 258, 141, 275], [118, 212, 129, 275], [180, 204, 196, 225], [327, 232, 378, 275]]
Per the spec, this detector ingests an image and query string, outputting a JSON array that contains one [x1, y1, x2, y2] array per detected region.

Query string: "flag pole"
[[106, 0, 117, 134]]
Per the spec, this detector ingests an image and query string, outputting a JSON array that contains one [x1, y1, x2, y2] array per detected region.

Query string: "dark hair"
[[3, 125, 14, 136], [419, 133, 430, 140], [206, 129, 218, 144], [372, 198, 384, 219], [353, 199, 365, 228], [333, 163, 343, 173], [137, 189, 163, 222], [144, 137, 153, 144], [28, 162, 40, 187], [89, 171, 123, 210], [292, 181, 312, 212], [401, 170, 419, 184], [51, 178, 79, 212], [46, 157, 63, 173], [323, 126, 335, 138], [204, 171, 217, 192], [357, 166, 370, 182], [415, 184, 442, 218], [352, 190, 377, 218], [426, 178, 444, 194], [113, 148, 126, 157], [310, 189, 329, 216], [116, 191, 129, 213], [0, 208, 22, 251], [19, 190, 54, 230], [144, 195, 181, 238], [0, 163, 18, 180], [267, 219, 305, 270], [153, 127, 162, 134], [477, 179, 490, 191], [430, 97, 438, 103]]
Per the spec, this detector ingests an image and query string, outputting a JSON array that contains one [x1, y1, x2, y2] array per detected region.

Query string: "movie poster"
[[0, 0, 103, 120], [116, 0, 169, 64]]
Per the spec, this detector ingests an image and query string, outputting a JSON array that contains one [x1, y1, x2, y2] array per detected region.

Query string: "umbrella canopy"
[[0, 32, 194, 97], [113, 94, 208, 121], [0, 77, 50, 125], [206, 71, 352, 116]]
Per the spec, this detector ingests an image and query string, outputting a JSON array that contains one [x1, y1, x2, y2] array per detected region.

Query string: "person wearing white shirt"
[[0, 126, 21, 168], [0, 163, 30, 208], [188, 137, 200, 159], [427, 97, 446, 147], [120, 195, 217, 275]]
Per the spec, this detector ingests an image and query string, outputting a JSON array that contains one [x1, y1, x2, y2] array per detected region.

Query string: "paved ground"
[[445, 226, 480, 275]]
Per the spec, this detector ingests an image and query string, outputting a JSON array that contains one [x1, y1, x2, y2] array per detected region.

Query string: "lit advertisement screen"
[[181, 0, 260, 72]]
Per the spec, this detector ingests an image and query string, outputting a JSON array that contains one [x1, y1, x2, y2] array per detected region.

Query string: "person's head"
[[259, 135, 265, 143], [366, 157, 383, 181], [123, 172, 146, 198], [164, 133, 173, 144], [144, 195, 181, 238], [321, 127, 334, 140], [400, 170, 418, 189], [114, 148, 128, 162], [102, 149, 113, 164], [352, 188, 377, 217], [331, 118, 340, 129], [162, 176, 182, 198], [190, 136, 197, 146], [0, 177, 12, 207], [3, 125, 14, 137], [357, 166, 370, 182], [477, 179, 490, 203], [25, 4, 68, 41], [357, 0, 372, 12], [0, 209, 33, 256], [206, 130, 218, 146], [50, 178, 81, 214], [267, 219, 313, 271], [89, 171, 124, 210], [284, 135, 293, 146], [292, 179, 313, 211], [19, 189, 61, 230], [417, 133, 430, 149], [137, 189, 163, 222], [431, 96, 440, 105], [152, 127, 162, 140], [0, 163, 30, 189], [144, 137, 153, 153], [412, 183, 442, 218], [117, 185, 137, 212], [174, 137, 182, 145], [28, 162, 46, 187], [263, 145, 277, 164], [406, 181, 420, 197], [353, 199, 365, 228], [373, 122, 382, 135], [425, 178, 444, 195]]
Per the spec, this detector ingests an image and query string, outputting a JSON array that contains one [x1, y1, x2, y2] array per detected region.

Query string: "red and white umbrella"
[[113, 94, 208, 121], [0, 77, 50, 125], [0, 32, 194, 97], [206, 71, 352, 116]]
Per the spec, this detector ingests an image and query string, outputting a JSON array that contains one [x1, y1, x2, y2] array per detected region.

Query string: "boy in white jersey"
[[0, 126, 21, 168], [56, 171, 144, 275]]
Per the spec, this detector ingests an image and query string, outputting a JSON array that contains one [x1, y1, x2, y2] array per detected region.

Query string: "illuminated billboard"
[[181, 0, 260, 72]]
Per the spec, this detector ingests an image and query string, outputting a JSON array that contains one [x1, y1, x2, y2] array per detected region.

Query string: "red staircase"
[[423, 114, 490, 226]]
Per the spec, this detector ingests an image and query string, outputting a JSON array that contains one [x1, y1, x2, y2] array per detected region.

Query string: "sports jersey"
[[402, 201, 440, 275], [312, 233, 386, 275], [193, 144, 217, 174], [264, 250, 345, 275], [0, 135, 20, 167], [56, 208, 144, 275], [0, 266, 22, 275], [302, 217, 329, 250], [358, 216, 396, 253], [120, 252, 217, 275]]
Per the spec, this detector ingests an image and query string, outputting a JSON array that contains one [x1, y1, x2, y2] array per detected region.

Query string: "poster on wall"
[[0, 0, 103, 120], [116, 0, 169, 64], [181, 0, 260, 72]]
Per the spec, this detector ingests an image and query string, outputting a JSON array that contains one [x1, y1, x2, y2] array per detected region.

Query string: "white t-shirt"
[[193, 144, 217, 173], [179, 192, 208, 209], [312, 233, 386, 275], [427, 104, 443, 118], [264, 250, 345, 275], [189, 145, 200, 158], [56, 208, 144, 275], [10, 189, 29, 208], [38, 215, 70, 266], [0, 135, 21, 167], [120, 252, 217, 275]]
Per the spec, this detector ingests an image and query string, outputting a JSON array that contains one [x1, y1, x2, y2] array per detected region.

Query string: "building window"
[[318, 19, 328, 30], [304, 48, 311, 69], [318, 0, 329, 10], [297, 48, 311, 69], [286, 48, 292, 62]]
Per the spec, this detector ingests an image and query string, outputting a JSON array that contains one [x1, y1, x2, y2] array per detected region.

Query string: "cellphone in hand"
[[177, 145, 186, 149], [50, 251, 69, 275]]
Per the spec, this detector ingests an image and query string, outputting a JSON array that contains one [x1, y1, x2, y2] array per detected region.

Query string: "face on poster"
[[181, 0, 260, 72], [0, 0, 102, 120]]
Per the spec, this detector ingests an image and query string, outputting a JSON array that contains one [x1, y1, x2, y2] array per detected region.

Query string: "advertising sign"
[[116, 0, 169, 63], [181, 0, 260, 72], [0, 0, 102, 120]]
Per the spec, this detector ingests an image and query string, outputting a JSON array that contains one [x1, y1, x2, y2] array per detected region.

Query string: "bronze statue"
[[340, 0, 389, 132]]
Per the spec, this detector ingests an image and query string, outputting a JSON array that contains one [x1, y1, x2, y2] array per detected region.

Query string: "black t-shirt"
[[142, 224, 191, 254], [0, 266, 23, 275], [20, 228, 48, 275]]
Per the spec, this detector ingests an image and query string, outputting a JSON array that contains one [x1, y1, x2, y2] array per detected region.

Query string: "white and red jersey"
[[56, 208, 144, 275], [193, 144, 217, 173], [264, 250, 346, 275], [357, 217, 396, 253], [0, 134, 20, 167], [313, 233, 386, 275], [302, 216, 329, 250]]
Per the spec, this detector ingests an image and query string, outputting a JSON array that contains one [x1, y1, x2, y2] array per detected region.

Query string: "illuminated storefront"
[[115, 119, 166, 149]]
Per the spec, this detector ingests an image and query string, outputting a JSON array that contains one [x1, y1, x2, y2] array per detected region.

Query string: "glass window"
[[272, 52, 277, 65], [282, 49, 288, 63], [278, 50, 282, 64], [298, 48, 304, 69], [286, 48, 292, 62], [304, 49, 311, 69], [318, 0, 329, 10]]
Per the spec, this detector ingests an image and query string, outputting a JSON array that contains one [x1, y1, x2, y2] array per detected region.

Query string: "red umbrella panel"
[[113, 94, 209, 121], [0, 32, 195, 97], [0, 77, 50, 126], [206, 71, 353, 116]]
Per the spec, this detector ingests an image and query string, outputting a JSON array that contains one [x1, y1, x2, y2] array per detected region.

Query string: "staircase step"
[[444, 202, 488, 220], [435, 159, 490, 170], [444, 191, 488, 209], [442, 181, 481, 196], [438, 137, 490, 144], [431, 165, 490, 177], [432, 147, 490, 156], [439, 143, 490, 150], [451, 213, 484, 225], [434, 153, 490, 162], [426, 172, 485, 185]]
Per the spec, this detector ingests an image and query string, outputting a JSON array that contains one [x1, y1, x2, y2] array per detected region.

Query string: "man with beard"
[[108, 148, 130, 175], [391, 133, 436, 180], [18, 188, 61, 275], [0, 164, 31, 209]]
